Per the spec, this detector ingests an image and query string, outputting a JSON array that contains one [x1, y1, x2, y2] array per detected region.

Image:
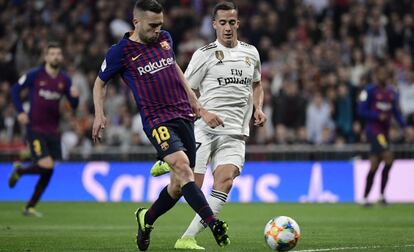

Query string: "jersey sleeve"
[[357, 87, 379, 121], [11, 69, 37, 113], [98, 44, 124, 83], [184, 49, 208, 90], [252, 47, 261, 82]]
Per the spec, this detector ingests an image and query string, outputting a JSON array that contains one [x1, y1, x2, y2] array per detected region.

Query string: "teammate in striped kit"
[[358, 63, 406, 206], [9, 42, 79, 217], [91, 0, 229, 250], [150, 2, 267, 249]]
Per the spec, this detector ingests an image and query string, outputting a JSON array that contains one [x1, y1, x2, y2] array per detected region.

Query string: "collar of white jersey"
[[215, 39, 240, 50]]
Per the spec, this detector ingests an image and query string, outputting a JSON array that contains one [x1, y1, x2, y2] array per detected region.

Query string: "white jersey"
[[185, 40, 261, 136]]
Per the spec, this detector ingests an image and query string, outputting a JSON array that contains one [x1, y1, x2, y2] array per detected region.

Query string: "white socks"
[[181, 190, 228, 238]]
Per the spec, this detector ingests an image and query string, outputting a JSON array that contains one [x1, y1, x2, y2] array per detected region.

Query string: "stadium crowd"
[[1, 0, 414, 158]]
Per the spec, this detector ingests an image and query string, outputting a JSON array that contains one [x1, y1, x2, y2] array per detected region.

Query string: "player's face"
[[213, 9, 239, 47], [135, 11, 163, 44], [45, 47, 63, 69], [376, 66, 388, 85]]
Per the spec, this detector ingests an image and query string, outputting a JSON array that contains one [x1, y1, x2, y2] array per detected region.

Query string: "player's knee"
[[383, 152, 393, 165], [38, 157, 54, 169], [169, 159, 193, 179]]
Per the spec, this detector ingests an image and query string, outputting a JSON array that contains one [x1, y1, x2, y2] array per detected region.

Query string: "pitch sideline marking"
[[296, 244, 414, 251]]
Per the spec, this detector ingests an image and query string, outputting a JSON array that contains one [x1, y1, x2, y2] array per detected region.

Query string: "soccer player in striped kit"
[[91, 0, 229, 250], [358, 63, 407, 206], [9, 42, 79, 217]]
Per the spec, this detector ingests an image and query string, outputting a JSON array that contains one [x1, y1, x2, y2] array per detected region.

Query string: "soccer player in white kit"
[[150, 2, 266, 249]]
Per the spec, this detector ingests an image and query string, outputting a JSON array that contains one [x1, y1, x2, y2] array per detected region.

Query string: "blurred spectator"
[[364, 8, 388, 59], [273, 81, 306, 143], [306, 92, 335, 144], [399, 70, 414, 120]]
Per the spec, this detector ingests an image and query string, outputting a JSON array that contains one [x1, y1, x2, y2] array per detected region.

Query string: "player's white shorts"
[[194, 128, 246, 174]]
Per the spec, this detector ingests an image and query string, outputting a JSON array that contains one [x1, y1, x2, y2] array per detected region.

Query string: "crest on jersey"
[[39, 81, 46, 86], [58, 82, 65, 90], [245, 57, 252, 66], [160, 142, 169, 151], [160, 41, 170, 50], [215, 50, 224, 64]]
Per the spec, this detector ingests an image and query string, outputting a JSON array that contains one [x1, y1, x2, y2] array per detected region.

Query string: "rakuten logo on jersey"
[[39, 89, 61, 100], [137, 57, 174, 75]]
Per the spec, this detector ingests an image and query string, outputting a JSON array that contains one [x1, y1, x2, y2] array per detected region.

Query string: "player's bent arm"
[[252, 81, 267, 126], [93, 77, 106, 116], [92, 76, 107, 142], [253, 81, 264, 111], [65, 83, 79, 111], [11, 81, 30, 125], [11, 81, 25, 114]]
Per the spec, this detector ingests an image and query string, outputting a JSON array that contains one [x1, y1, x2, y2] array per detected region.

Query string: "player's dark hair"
[[212, 1, 238, 20], [46, 41, 62, 50], [134, 0, 163, 13]]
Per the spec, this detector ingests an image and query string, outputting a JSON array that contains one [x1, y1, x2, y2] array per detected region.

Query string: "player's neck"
[[378, 82, 386, 88], [129, 31, 145, 44], [218, 39, 238, 48], [45, 64, 60, 78]]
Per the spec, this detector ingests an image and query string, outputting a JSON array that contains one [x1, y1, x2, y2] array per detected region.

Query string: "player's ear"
[[133, 17, 139, 28], [212, 20, 217, 30]]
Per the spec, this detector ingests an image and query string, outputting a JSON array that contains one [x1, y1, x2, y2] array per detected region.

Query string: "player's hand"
[[200, 109, 224, 129], [70, 85, 80, 98], [404, 126, 414, 140], [191, 103, 201, 118], [17, 112, 29, 125], [254, 109, 267, 127], [92, 114, 107, 143]]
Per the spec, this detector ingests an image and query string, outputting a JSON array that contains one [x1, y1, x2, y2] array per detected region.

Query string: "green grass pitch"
[[0, 202, 413, 251]]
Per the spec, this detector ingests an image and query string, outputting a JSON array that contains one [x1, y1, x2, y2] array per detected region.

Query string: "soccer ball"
[[264, 216, 301, 251]]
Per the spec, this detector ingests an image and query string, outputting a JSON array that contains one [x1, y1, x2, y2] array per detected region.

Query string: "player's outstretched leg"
[[180, 181, 230, 247], [23, 167, 53, 216], [135, 208, 154, 251], [150, 160, 171, 177]]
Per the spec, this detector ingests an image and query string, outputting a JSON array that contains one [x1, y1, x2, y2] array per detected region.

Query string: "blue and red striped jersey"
[[98, 30, 194, 132], [11, 66, 79, 135], [358, 84, 405, 136]]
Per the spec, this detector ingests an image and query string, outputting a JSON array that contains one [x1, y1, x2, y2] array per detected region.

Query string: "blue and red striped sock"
[[182, 181, 216, 229]]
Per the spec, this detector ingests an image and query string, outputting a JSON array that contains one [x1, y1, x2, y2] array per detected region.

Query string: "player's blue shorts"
[[27, 130, 62, 161], [367, 133, 389, 155], [145, 118, 196, 168]]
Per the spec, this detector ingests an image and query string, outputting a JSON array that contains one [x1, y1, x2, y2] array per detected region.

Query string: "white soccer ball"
[[264, 216, 301, 251]]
